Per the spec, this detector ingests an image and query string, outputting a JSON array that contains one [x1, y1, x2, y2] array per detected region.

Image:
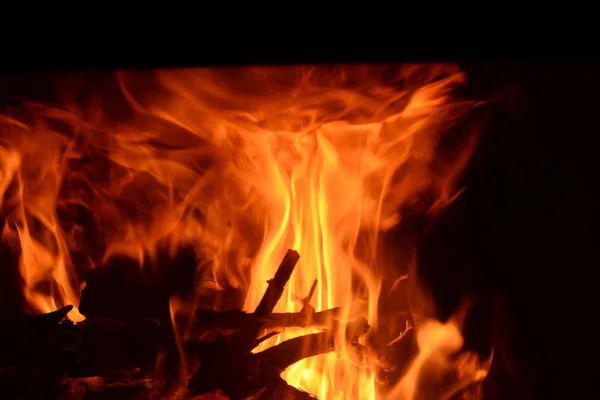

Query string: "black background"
[[1, 28, 597, 399]]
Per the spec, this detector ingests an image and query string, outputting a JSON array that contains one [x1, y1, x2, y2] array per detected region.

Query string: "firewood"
[[0, 305, 394, 398], [194, 306, 344, 334], [0, 248, 388, 399], [63, 376, 154, 399], [186, 316, 369, 398], [344, 315, 370, 343], [186, 250, 322, 397], [185, 250, 382, 398], [193, 277, 367, 339], [0, 306, 82, 399], [254, 250, 301, 318], [235, 249, 300, 351], [254, 378, 317, 399], [255, 330, 280, 345], [78, 246, 198, 324], [253, 330, 335, 372], [186, 331, 333, 398], [0, 304, 73, 331], [73, 316, 167, 377], [78, 256, 171, 323], [0, 305, 80, 370]]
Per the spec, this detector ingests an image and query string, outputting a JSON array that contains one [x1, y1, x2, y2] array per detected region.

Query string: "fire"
[[0, 64, 490, 399], [386, 302, 492, 400], [0, 116, 84, 321]]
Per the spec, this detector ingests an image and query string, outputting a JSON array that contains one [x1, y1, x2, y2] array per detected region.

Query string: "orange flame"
[[385, 301, 493, 400], [0, 64, 490, 398], [0, 114, 84, 320]]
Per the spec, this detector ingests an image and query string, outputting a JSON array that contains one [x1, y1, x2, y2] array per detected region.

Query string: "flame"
[[385, 307, 493, 400], [0, 115, 84, 320], [0, 64, 490, 398]]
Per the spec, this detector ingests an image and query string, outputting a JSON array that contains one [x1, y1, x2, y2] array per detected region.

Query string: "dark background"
[[0, 30, 597, 399], [420, 61, 598, 399]]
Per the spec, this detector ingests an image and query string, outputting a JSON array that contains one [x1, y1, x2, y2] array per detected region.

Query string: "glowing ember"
[[0, 64, 490, 399]]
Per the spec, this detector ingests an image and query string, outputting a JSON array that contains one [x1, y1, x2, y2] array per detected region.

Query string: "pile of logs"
[[0, 249, 411, 399]]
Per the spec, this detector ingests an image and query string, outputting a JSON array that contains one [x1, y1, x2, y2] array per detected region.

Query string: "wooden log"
[[256, 377, 317, 399], [236, 249, 300, 351], [78, 256, 171, 323], [64, 376, 154, 399], [0, 305, 80, 370], [253, 317, 369, 371], [194, 306, 343, 333], [254, 249, 300, 317], [0, 247, 403, 399], [73, 316, 167, 377], [0, 305, 73, 330], [0, 306, 82, 399], [78, 246, 198, 324], [186, 316, 370, 398], [186, 331, 333, 398], [253, 330, 335, 372]]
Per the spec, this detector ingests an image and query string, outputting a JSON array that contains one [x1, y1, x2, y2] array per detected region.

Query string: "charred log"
[[0, 249, 394, 399], [78, 246, 198, 323], [221, 249, 300, 356], [194, 306, 343, 334], [255, 378, 317, 400], [187, 316, 370, 398], [185, 250, 373, 398], [63, 376, 155, 399], [73, 316, 167, 377], [254, 249, 300, 317], [0, 306, 171, 399], [0, 306, 80, 399], [0, 305, 80, 368], [253, 330, 335, 372]]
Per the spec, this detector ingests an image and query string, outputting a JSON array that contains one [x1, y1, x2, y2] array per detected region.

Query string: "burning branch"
[[194, 307, 344, 334], [185, 250, 377, 399], [0, 250, 395, 399], [387, 320, 414, 347], [256, 378, 317, 399], [254, 249, 300, 317], [193, 279, 367, 339], [235, 249, 300, 351], [254, 330, 335, 372], [186, 316, 370, 398]]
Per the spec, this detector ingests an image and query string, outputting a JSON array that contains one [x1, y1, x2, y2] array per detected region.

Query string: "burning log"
[[194, 306, 344, 334], [255, 378, 317, 399], [73, 316, 167, 377], [254, 331, 335, 372], [0, 305, 80, 365], [0, 305, 172, 399], [254, 249, 301, 317], [64, 376, 155, 399], [0, 305, 81, 399], [192, 277, 368, 341], [256, 316, 369, 370], [0, 249, 385, 399], [186, 250, 376, 399], [186, 249, 303, 396], [234, 249, 300, 352], [0, 307, 390, 399], [184, 249, 411, 398], [78, 246, 198, 324], [187, 318, 369, 399]]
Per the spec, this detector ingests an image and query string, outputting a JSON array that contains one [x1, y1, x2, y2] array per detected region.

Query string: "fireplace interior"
[[0, 60, 594, 400]]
